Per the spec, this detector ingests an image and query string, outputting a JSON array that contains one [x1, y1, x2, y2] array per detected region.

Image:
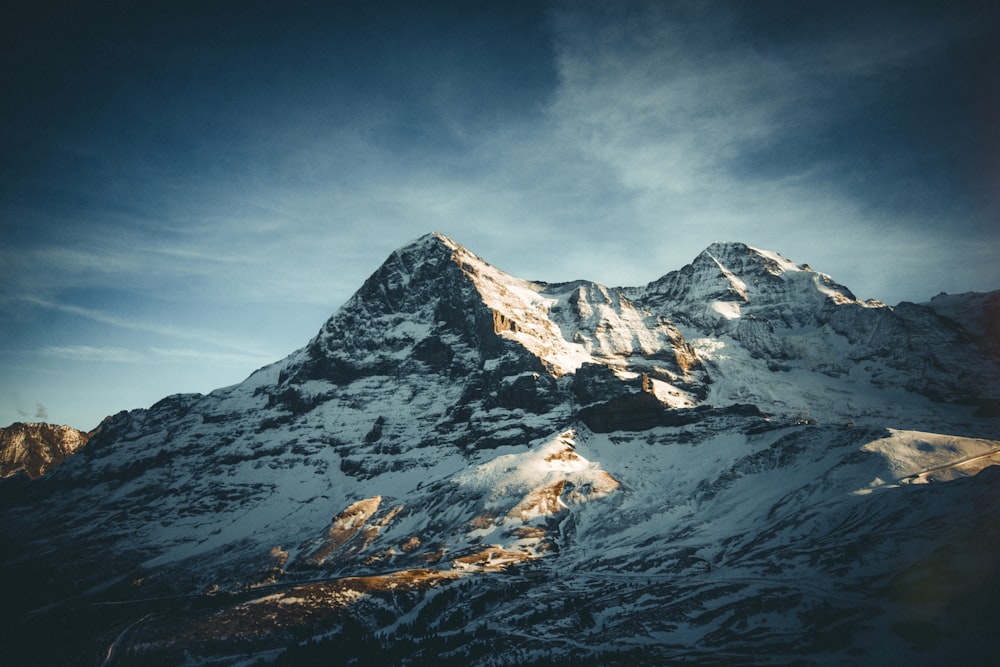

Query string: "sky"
[[2, 0, 998, 430]]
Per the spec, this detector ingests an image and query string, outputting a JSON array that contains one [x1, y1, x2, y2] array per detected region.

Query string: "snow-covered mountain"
[[2, 233, 998, 666], [625, 241, 999, 413]]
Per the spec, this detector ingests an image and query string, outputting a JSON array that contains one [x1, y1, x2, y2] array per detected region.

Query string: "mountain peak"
[[625, 241, 877, 339], [394, 230, 460, 256], [344, 232, 477, 313], [703, 240, 751, 256], [700, 241, 806, 279], [372, 231, 459, 282]]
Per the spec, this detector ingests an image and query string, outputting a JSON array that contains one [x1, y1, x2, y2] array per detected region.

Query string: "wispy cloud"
[[22, 297, 271, 358], [149, 347, 273, 367], [538, 1, 1000, 300], [40, 345, 146, 363], [38, 345, 271, 368], [551, 4, 788, 193]]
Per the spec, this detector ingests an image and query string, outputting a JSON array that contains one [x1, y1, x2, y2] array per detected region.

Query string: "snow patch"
[[710, 300, 742, 320]]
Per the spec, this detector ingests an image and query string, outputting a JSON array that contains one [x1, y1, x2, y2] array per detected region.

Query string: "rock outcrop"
[[0, 422, 89, 478]]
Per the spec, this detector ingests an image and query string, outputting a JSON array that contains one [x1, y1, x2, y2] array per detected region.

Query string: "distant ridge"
[[0, 421, 89, 478]]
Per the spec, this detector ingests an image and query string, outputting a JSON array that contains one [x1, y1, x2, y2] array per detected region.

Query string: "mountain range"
[[2, 232, 998, 665]]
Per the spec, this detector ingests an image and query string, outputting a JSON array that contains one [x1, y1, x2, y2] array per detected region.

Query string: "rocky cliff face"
[[0, 422, 89, 478], [1, 233, 998, 666]]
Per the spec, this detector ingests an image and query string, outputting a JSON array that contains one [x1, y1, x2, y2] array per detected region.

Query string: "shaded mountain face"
[[2, 233, 998, 666], [0, 422, 89, 479]]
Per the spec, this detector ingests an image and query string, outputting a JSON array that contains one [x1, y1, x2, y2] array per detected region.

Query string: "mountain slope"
[[1, 233, 997, 666]]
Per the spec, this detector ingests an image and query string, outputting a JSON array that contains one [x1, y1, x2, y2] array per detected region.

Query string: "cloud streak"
[[22, 297, 273, 359], [41, 346, 146, 363], [37, 345, 271, 368]]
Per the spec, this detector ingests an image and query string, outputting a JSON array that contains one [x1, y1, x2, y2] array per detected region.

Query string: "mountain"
[[1, 232, 998, 666], [624, 241, 999, 412], [0, 422, 89, 479]]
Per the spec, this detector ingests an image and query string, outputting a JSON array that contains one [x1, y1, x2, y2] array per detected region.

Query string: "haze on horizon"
[[2, 0, 998, 429]]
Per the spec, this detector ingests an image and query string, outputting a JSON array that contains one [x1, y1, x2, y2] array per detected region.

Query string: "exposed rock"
[[0, 422, 89, 478], [578, 391, 674, 432]]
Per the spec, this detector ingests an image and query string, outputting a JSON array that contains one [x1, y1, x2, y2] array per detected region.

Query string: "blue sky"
[[2, 0, 998, 430]]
